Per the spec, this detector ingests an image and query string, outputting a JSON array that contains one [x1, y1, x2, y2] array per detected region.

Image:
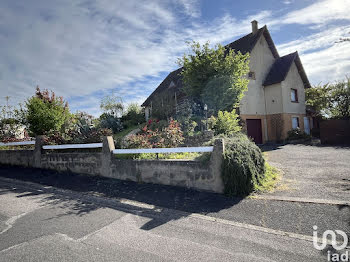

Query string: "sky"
[[0, 0, 349, 116]]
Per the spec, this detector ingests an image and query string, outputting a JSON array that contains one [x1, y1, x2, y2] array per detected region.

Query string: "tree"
[[24, 87, 71, 136], [305, 84, 332, 117], [306, 78, 350, 119], [98, 94, 125, 133], [330, 78, 350, 119], [100, 94, 124, 117], [177, 41, 250, 113]]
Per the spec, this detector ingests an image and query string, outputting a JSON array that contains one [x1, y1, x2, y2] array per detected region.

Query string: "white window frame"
[[291, 88, 298, 102], [292, 116, 299, 129]]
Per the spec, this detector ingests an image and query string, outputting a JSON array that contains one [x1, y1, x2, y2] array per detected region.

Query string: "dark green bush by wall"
[[220, 134, 266, 196]]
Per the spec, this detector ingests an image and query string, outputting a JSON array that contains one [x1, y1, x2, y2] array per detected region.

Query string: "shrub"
[[145, 118, 168, 132], [99, 113, 123, 133], [287, 128, 311, 141], [215, 134, 266, 196], [177, 116, 198, 137], [43, 132, 66, 145], [126, 119, 184, 148], [69, 128, 112, 144], [24, 87, 71, 136], [43, 127, 113, 145], [161, 119, 185, 147], [0, 118, 28, 142], [209, 109, 241, 135], [121, 103, 144, 128], [126, 133, 152, 149]]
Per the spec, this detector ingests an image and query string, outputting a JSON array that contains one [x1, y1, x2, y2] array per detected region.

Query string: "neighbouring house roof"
[[263, 51, 311, 88], [142, 68, 183, 107], [142, 25, 280, 107]]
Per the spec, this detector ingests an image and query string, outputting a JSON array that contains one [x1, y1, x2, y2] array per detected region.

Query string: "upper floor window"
[[248, 71, 255, 80], [291, 88, 298, 102]]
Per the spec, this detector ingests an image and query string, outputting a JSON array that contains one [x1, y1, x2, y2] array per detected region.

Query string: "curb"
[[250, 195, 350, 206]]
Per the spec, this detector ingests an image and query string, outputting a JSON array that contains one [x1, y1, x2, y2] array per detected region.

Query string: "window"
[[292, 117, 299, 129], [291, 89, 298, 102], [248, 71, 255, 80]]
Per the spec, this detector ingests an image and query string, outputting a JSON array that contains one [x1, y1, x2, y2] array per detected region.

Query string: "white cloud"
[[176, 0, 200, 18], [0, 0, 349, 116], [277, 25, 350, 55], [0, 0, 268, 115], [283, 0, 350, 25], [301, 41, 350, 84]]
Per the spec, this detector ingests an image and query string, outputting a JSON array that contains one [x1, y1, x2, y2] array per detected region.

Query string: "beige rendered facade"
[[239, 25, 310, 143], [143, 21, 311, 144]]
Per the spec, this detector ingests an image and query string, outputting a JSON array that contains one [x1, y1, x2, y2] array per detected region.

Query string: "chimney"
[[251, 20, 258, 34]]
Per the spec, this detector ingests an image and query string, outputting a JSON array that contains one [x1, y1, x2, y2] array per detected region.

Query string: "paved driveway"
[[264, 144, 350, 202]]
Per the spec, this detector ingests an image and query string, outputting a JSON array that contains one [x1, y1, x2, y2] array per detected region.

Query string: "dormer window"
[[248, 71, 255, 80]]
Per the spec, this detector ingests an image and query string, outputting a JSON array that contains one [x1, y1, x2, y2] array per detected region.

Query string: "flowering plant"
[[126, 119, 184, 148]]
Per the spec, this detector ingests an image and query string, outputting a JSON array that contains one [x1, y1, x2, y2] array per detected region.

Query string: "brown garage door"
[[246, 119, 263, 144]]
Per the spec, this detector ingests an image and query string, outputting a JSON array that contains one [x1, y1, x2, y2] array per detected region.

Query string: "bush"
[[177, 116, 198, 137], [216, 134, 266, 196], [126, 119, 184, 148], [121, 103, 144, 128], [209, 109, 241, 135], [25, 87, 71, 136], [43, 132, 66, 145], [99, 113, 123, 133], [0, 118, 28, 142], [145, 118, 168, 132], [70, 128, 112, 144], [287, 128, 311, 141]]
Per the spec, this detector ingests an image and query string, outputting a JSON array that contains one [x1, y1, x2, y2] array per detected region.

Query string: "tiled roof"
[[263, 52, 311, 88], [142, 68, 183, 106], [142, 26, 280, 106], [225, 27, 265, 55], [263, 52, 297, 86]]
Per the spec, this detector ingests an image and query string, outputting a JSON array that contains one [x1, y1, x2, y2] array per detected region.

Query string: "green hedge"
[[219, 134, 266, 196]]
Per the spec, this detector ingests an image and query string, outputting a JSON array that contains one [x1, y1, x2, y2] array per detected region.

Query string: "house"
[[142, 21, 312, 143]]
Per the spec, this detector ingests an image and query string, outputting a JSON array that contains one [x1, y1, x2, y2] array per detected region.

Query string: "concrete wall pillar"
[[209, 138, 225, 193], [33, 136, 45, 168], [101, 136, 115, 177]]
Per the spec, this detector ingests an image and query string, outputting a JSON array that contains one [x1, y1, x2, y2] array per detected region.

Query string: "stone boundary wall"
[[41, 153, 102, 176], [0, 137, 225, 193]]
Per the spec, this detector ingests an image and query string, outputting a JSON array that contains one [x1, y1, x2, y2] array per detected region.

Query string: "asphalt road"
[[0, 165, 349, 239], [0, 177, 333, 262], [263, 144, 350, 201]]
